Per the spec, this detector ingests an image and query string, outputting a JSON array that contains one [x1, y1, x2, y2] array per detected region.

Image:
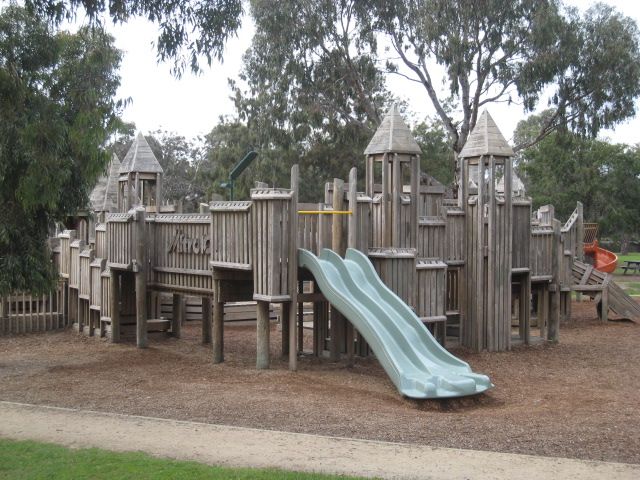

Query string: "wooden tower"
[[89, 152, 121, 223], [364, 105, 421, 248], [118, 133, 164, 212], [458, 111, 514, 352]]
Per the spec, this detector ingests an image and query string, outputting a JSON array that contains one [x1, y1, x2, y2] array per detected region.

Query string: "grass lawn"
[[0, 438, 364, 480], [613, 253, 640, 295]]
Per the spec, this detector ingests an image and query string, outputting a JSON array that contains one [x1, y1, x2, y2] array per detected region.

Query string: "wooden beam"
[[172, 293, 183, 339], [288, 164, 299, 371], [212, 284, 224, 363], [256, 300, 270, 369], [201, 296, 211, 344], [135, 207, 147, 348]]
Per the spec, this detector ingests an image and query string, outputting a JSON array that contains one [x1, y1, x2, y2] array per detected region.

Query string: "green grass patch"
[[0, 438, 364, 480], [613, 253, 640, 276]]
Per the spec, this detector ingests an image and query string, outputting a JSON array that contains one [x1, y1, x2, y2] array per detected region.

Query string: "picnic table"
[[621, 260, 640, 274]]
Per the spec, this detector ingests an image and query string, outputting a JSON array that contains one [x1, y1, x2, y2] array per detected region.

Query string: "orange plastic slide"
[[584, 240, 618, 274]]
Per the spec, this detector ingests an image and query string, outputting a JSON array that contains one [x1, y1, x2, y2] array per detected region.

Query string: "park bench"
[[621, 260, 640, 275]]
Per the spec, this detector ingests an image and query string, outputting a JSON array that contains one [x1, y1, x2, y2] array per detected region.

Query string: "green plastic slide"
[[298, 248, 493, 399]]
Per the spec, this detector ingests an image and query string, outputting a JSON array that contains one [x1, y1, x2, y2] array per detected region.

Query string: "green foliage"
[[0, 5, 122, 295], [0, 438, 363, 479], [517, 112, 640, 241], [412, 120, 455, 185], [26, 0, 243, 75], [368, 1, 640, 153]]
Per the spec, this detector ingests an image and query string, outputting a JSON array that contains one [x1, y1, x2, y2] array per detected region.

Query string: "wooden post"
[[172, 293, 182, 339], [134, 207, 147, 348], [346, 167, 357, 364], [212, 281, 224, 363], [289, 164, 299, 371], [348, 167, 358, 251], [256, 300, 270, 369], [391, 154, 401, 247], [331, 177, 345, 361], [410, 155, 419, 248], [332, 178, 345, 255], [549, 219, 561, 342], [156, 172, 163, 213], [298, 280, 304, 352], [109, 270, 120, 342], [201, 296, 212, 344], [281, 302, 290, 356], [381, 153, 390, 246], [600, 282, 609, 322]]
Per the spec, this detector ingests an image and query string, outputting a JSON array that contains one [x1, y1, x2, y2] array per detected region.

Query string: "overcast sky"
[[9, 0, 640, 145]]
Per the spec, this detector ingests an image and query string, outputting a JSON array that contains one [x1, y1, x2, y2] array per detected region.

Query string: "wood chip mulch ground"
[[1, 299, 639, 464]]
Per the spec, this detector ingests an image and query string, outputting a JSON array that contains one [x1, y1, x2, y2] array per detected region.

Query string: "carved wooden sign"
[[167, 230, 211, 255]]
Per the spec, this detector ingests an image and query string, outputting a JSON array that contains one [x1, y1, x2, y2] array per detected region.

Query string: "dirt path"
[[1, 401, 638, 480]]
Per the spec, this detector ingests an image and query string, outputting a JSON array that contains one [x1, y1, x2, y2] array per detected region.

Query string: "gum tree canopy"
[[239, 0, 640, 154], [25, 0, 243, 74], [0, 6, 122, 294]]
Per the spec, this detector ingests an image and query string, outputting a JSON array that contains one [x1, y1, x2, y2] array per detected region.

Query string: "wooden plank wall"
[[79, 248, 93, 299], [151, 214, 212, 294], [530, 227, 553, 281], [354, 194, 372, 253], [90, 258, 105, 309], [416, 259, 447, 320], [251, 188, 294, 301], [100, 268, 111, 320], [444, 208, 465, 265], [417, 216, 446, 259], [0, 286, 65, 335], [58, 230, 75, 278], [371, 194, 383, 248], [210, 202, 252, 269], [95, 224, 107, 258], [368, 248, 417, 309], [512, 200, 531, 270], [69, 240, 83, 289], [418, 187, 445, 216], [297, 202, 321, 255], [106, 212, 134, 268]]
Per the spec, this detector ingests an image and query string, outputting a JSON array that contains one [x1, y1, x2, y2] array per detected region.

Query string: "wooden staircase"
[[572, 260, 640, 321]]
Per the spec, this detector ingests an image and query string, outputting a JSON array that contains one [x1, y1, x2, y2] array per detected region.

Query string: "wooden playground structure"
[[2, 109, 639, 377]]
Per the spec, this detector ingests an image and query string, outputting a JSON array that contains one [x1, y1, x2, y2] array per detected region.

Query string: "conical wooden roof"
[[458, 110, 513, 158], [90, 153, 121, 213], [364, 105, 422, 155], [119, 132, 163, 174]]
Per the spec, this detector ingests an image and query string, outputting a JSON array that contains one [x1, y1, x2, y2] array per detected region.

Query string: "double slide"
[[298, 248, 492, 399]]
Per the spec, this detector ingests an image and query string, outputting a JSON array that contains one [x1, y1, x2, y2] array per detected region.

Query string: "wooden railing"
[[444, 207, 465, 265], [251, 188, 294, 302], [95, 224, 107, 259], [58, 230, 75, 278], [151, 213, 212, 293], [417, 216, 445, 259], [530, 227, 553, 281], [1, 287, 66, 335], [69, 239, 84, 289], [210, 201, 252, 270], [512, 199, 531, 270], [106, 212, 135, 269], [78, 248, 93, 298]]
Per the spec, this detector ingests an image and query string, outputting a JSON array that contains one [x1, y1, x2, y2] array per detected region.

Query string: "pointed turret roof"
[[458, 110, 513, 158], [119, 132, 163, 174], [90, 153, 121, 213], [364, 104, 422, 155], [497, 170, 526, 196]]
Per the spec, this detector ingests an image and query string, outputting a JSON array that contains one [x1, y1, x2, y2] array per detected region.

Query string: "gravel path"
[[1, 401, 638, 480]]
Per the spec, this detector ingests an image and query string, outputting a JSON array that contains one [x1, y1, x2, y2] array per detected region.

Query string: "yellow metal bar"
[[297, 210, 352, 215]]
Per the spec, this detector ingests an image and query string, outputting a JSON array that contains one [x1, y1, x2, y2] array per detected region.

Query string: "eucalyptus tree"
[[0, 5, 123, 294]]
